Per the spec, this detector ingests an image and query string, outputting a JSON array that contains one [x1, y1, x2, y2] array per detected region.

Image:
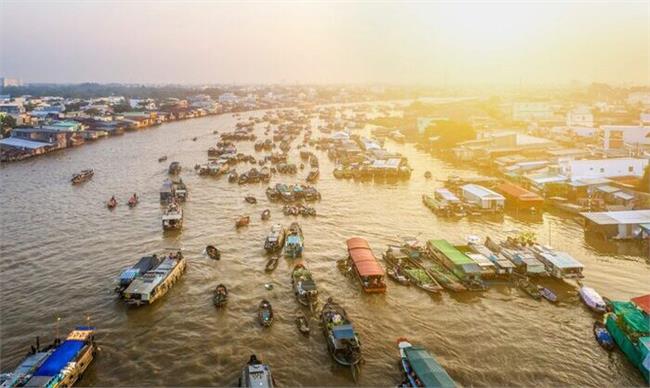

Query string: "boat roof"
[[428, 240, 480, 269], [465, 253, 496, 268], [347, 237, 384, 277], [286, 235, 301, 244], [610, 300, 649, 335], [33, 339, 85, 377], [434, 188, 460, 202], [461, 184, 505, 200], [631, 294, 650, 315], [580, 210, 650, 225], [536, 249, 583, 269], [404, 346, 456, 388], [124, 258, 177, 295]]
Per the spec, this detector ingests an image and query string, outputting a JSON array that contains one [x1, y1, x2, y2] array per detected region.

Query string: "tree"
[[0, 114, 17, 138], [423, 120, 475, 148], [639, 165, 650, 193]]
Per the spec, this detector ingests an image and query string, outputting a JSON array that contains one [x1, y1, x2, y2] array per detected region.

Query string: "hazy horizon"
[[1, 1, 648, 86]]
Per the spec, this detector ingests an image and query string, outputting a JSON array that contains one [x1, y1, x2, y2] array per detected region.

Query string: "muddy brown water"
[[1, 109, 648, 386]]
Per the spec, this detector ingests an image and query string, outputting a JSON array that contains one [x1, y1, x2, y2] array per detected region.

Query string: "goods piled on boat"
[[121, 251, 186, 306]]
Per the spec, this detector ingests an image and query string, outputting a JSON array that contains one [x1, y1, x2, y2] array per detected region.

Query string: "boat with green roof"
[[397, 338, 456, 388], [426, 239, 485, 290]]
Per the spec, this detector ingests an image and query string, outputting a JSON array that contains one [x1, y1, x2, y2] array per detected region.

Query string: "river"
[[0, 108, 648, 386]]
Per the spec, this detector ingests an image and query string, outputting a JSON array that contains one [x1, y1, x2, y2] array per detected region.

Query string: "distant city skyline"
[[1, 1, 648, 86]]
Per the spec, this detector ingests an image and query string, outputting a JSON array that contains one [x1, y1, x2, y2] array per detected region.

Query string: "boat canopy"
[[435, 188, 460, 203], [332, 324, 356, 340], [610, 301, 650, 337], [428, 240, 480, 270], [33, 327, 92, 379], [347, 237, 385, 277], [632, 294, 650, 315], [404, 346, 456, 388], [537, 250, 583, 270]]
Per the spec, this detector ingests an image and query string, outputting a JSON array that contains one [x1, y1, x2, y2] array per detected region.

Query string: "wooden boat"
[[192, 137, 197, 141], [424, 171, 432, 179], [236, 216, 251, 228], [0, 327, 97, 388], [206, 245, 221, 260], [245, 196, 257, 204], [516, 277, 541, 300], [284, 222, 304, 258], [306, 168, 319, 183], [258, 299, 274, 327], [593, 321, 615, 351], [71, 169, 93, 184], [114, 254, 162, 294], [239, 355, 274, 388], [158, 155, 167, 162], [264, 224, 286, 253], [538, 286, 557, 303], [261, 209, 271, 220], [320, 298, 362, 380], [228, 170, 238, 183], [579, 286, 606, 312], [162, 203, 183, 230], [291, 263, 318, 310], [384, 244, 446, 292], [107, 197, 117, 209], [296, 315, 310, 335], [127, 194, 138, 208], [213, 284, 228, 307], [265, 256, 279, 272], [168, 161, 181, 175], [122, 251, 186, 306], [345, 237, 386, 293], [397, 338, 456, 388]]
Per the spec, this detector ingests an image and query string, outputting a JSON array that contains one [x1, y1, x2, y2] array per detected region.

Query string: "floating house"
[[461, 184, 505, 212], [495, 182, 544, 210], [530, 245, 584, 279], [426, 239, 482, 282], [581, 210, 650, 240]]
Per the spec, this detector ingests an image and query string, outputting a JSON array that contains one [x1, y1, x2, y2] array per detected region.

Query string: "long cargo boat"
[[122, 251, 186, 306], [345, 237, 386, 293], [383, 245, 442, 293], [397, 338, 456, 388], [397, 238, 463, 292], [426, 239, 485, 290], [0, 326, 96, 388]]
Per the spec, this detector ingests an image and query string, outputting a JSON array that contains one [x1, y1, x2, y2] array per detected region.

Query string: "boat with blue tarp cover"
[[320, 297, 362, 381], [397, 338, 456, 388], [0, 326, 96, 388], [122, 251, 186, 306], [114, 255, 162, 294]]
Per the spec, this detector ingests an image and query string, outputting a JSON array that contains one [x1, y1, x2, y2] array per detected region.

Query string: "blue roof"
[[332, 324, 356, 340], [287, 235, 301, 244], [33, 340, 85, 377]]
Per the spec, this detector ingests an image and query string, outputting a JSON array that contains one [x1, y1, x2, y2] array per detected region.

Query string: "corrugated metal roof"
[[0, 137, 53, 149], [581, 210, 650, 225]]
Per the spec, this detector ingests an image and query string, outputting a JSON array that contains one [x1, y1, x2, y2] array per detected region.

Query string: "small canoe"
[[517, 279, 541, 300], [296, 315, 310, 335], [245, 196, 257, 204], [265, 256, 279, 272], [127, 196, 138, 208], [593, 321, 615, 351], [206, 245, 221, 260], [579, 286, 606, 312], [424, 171, 432, 179], [192, 137, 198, 141], [538, 286, 557, 303], [261, 209, 271, 220], [107, 198, 117, 209], [387, 267, 410, 286], [213, 284, 228, 307], [258, 299, 274, 327], [158, 155, 168, 162], [236, 216, 251, 228]]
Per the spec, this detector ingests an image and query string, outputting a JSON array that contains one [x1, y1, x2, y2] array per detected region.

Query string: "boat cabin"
[[464, 252, 497, 278], [346, 237, 386, 293], [426, 239, 482, 282], [531, 245, 584, 279], [461, 184, 505, 212]]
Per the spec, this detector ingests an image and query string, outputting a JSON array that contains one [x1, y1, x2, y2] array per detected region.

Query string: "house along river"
[[1, 108, 648, 386]]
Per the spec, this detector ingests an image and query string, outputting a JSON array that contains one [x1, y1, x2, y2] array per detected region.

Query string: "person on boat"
[[248, 355, 261, 365], [132, 193, 138, 201]]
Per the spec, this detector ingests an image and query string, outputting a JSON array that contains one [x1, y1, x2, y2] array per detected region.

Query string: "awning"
[[631, 294, 650, 315]]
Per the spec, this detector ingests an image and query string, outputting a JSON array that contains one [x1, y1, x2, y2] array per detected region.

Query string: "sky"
[[0, 1, 648, 86]]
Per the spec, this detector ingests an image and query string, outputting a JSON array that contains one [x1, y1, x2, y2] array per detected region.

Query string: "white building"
[[600, 125, 650, 150], [558, 158, 649, 181], [461, 184, 505, 210], [627, 92, 650, 107], [512, 102, 553, 122], [566, 106, 594, 127]]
